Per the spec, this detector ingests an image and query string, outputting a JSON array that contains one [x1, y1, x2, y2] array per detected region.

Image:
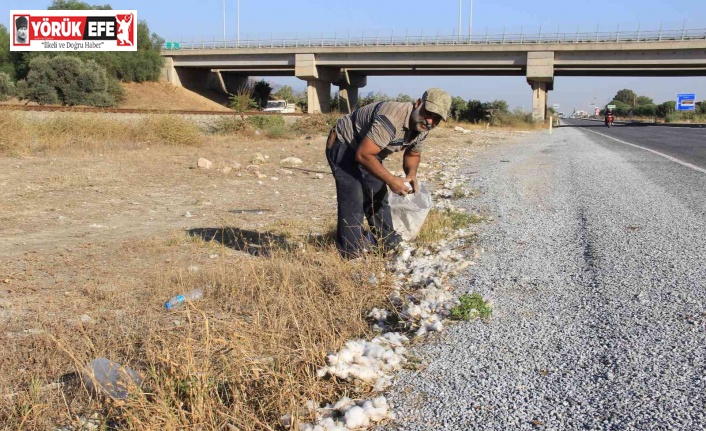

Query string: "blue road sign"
[[676, 93, 696, 111]]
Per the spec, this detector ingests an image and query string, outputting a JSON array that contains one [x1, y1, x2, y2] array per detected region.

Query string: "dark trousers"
[[325, 139, 401, 258]]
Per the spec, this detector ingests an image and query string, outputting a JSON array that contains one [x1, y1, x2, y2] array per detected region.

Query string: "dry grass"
[[0, 110, 516, 430], [0, 113, 204, 156], [416, 209, 483, 246], [443, 116, 546, 131], [1, 232, 391, 430]]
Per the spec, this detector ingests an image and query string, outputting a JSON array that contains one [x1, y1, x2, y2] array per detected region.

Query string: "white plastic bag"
[[389, 182, 433, 241]]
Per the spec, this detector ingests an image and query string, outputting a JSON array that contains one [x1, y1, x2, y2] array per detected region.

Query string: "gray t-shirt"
[[334, 101, 428, 159]]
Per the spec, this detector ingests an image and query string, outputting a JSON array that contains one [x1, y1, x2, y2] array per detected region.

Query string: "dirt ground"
[[0, 123, 529, 328], [0, 98, 535, 421]]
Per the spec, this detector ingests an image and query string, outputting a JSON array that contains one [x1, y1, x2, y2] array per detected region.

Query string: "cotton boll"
[[317, 418, 337, 429], [344, 340, 366, 357], [374, 376, 392, 391], [338, 349, 354, 364], [352, 365, 379, 382], [368, 308, 388, 321], [344, 406, 369, 429], [400, 248, 412, 262], [364, 343, 386, 359], [332, 397, 354, 411], [372, 396, 388, 409]]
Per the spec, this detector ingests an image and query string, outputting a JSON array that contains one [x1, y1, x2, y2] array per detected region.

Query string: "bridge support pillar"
[[160, 57, 181, 86], [338, 86, 358, 114], [528, 81, 549, 121], [336, 70, 367, 113], [526, 51, 555, 121], [307, 80, 332, 114], [295, 53, 341, 113]]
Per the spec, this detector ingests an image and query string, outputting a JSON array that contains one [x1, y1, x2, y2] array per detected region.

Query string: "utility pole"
[[222, 0, 226, 44], [458, 0, 462, 42], [237, 0, 240, 46], [469, 0, 474, 41]]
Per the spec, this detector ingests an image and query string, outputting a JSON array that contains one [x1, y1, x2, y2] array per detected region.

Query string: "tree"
[[449, 96, 467, 121], [635, 95, 653, 106], [607, 100, 631, 116], [656, 101, 676, 118], [464, 100, 485, 122], [293, 90, 308, 113], [613, 89, 638, 106], [48, 0, 111, 10], [25, 55, 116, 106], [635, 104, 657, 117], [394, 93, 414, 103], [0, 72, 15, 101], [273, 85, 294, 102], [39, 1, 164, 83], [486, 99, 509, 114], [252, 80, 272, 108], [0, 25, 15, 78], [357, 91, 390, 107]]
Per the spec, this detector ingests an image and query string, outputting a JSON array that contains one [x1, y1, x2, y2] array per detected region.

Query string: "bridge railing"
[[163, 28, 706, 50]]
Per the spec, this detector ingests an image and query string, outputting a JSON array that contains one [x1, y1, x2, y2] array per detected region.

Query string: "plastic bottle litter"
[[164, 289, 204, 310], [81, 357, 142, 400]]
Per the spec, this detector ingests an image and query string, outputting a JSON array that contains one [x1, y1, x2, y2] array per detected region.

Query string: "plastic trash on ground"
[[389, 182, 433, 241], [164, 288, 204, 310], [81, 357, 142, 400]]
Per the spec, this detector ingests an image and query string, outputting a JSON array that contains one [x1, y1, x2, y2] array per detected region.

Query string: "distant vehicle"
[[558, 112, 566, 119], [263, 100, 295, 113]]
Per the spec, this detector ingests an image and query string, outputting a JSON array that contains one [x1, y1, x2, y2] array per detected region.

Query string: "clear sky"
[[4, 0, 706, 112]]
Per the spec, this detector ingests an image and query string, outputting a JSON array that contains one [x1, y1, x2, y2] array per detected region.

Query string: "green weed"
[[450, 293, 492, 321]]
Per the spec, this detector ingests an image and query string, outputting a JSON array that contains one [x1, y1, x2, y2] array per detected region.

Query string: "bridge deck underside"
[[173, 47, 706, 77]]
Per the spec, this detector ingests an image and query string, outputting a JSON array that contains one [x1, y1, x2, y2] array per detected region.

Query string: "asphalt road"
[[561, 119, 706, 170], [382, 124, 706, 430]]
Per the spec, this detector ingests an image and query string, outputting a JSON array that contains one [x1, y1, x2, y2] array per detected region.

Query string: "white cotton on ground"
[[293, 396, 394, 431], [317, 333, 408, 389], [295, 163, 484, 430]]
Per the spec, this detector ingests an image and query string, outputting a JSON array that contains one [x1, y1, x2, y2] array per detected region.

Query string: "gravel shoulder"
[[382, 127, 706, 430]]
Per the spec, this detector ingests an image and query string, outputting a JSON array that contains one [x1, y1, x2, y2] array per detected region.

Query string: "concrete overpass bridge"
[[160, 28, 706, 120]]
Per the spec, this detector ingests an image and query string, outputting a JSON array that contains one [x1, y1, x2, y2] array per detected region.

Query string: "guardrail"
[[163, 28, 706, 50]]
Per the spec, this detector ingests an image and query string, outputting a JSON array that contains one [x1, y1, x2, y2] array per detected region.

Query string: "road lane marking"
[[582, 128, 706, 175]]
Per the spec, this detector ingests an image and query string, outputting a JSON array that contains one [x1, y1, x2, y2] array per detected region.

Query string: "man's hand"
[[406, 175, 419, 196], [388, 176, 412, 196]]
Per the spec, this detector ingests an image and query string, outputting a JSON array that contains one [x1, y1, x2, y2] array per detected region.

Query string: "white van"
[[263, 100, 295, 113]]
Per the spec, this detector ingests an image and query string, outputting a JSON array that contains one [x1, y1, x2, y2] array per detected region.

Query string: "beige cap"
[[422, 88, 452, 121]]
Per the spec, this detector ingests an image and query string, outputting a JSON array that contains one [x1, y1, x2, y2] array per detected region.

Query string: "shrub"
[[29, 81, 60, 105], [247, 115, 285, 130], [13, 79, 29, 100], [211, 116, 253, 135], [291, 113, 339, 135], [656, 101, 676, 118], [137, 115, 205, 146], [25, 55, 117, 106], [265, 124, 290, 139], [0, 72, 15, 101]]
